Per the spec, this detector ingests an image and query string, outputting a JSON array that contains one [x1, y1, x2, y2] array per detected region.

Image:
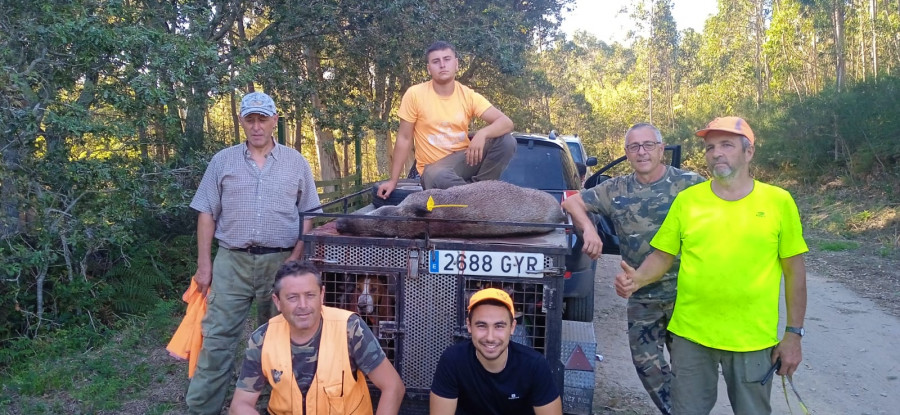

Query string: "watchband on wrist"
[[785, 326, 805, 337]]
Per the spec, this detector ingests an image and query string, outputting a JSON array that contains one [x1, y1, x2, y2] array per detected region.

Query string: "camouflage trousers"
[[627, 297, 675, 415]]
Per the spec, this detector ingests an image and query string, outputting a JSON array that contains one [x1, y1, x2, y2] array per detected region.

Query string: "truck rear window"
[[501, 142, 574, 190]]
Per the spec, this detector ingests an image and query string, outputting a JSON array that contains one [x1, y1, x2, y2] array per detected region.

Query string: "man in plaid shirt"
[[185, 91, 322, 414]]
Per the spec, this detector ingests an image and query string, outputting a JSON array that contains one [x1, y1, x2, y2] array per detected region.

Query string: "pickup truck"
[[300, 136, 681, 413], [301, 134, 602, 414]]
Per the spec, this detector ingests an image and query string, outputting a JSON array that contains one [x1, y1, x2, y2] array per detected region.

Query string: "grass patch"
[[0, 300, 184, 414], [783, 176, 900, 258], [817, 240, 860, 252]]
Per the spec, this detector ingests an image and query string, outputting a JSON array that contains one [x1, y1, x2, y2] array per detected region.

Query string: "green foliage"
[[758, 77, 900, 187]]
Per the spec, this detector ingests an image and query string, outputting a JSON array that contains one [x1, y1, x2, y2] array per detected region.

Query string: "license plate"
[[428, 250, 544, 278]]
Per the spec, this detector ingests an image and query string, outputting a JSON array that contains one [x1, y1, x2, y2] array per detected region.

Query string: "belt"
[[230, 246, 294, 255]]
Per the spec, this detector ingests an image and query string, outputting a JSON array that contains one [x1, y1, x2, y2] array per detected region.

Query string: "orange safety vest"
[[261, 306, 374, 415]]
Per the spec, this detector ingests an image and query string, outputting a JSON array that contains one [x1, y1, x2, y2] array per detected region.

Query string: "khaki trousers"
[[420, 133, 516, 190]]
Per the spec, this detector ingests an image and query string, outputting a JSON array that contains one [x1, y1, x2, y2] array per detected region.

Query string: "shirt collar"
[[243, 138, 280, 160]]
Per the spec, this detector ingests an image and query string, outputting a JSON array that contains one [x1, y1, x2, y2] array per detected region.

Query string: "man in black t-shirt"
[[430, 288, 562, 415]]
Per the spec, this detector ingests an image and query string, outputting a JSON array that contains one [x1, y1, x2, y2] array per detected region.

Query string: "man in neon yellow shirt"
[[615, 117, 808, 414], [377, 41, 515, 197]]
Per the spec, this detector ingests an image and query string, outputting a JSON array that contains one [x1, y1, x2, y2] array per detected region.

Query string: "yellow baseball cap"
[[467, 288, 515, 315]]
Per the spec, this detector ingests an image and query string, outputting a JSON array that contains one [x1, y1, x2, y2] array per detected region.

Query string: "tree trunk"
[[870, 0, 878, 81], [833, 0, 846, 92], [182, 81, 208, 160], [294, 109, 304, 153], [303, 43, 340, 184], [230, 78, 241, 146], [373, 67, 392, 177], [754, 0, 765, 106]]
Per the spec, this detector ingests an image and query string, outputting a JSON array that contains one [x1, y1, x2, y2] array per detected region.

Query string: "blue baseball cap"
[[240, 92, 277, 117]]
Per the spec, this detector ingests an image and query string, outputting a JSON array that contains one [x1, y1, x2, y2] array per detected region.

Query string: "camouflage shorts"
[[627, 298, 675, 415]]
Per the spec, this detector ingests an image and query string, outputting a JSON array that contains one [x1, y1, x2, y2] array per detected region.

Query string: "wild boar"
[[336, 180, 566, 238]]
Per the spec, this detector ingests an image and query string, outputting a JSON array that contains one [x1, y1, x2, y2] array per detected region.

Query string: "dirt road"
[[591, 254, 900, 414]]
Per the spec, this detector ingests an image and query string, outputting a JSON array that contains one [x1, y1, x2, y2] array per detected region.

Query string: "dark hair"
[[468, 298, 513, 323], [273, 260, 323, 295], [426, 41, 456, 58]]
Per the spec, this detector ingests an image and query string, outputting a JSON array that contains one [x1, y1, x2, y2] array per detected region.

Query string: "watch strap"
[[785, 326, 804, 337]]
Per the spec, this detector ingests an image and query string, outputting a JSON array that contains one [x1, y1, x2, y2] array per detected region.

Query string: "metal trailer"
[[301, 191, 586, 414]]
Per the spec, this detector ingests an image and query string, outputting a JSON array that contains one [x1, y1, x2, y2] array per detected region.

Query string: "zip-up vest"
[[261, 306, 373, 415]]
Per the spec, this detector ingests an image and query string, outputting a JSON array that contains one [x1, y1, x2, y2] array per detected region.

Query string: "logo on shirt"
[[508, 393, 520, 400], [271, 369, 283, 384], [756, 211, 766, 217]]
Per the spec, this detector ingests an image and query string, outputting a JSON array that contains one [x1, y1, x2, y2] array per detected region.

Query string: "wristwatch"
[[784, 326, 805, 337]]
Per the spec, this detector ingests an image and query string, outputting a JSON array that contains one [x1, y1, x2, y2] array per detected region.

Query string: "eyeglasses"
[[625, 142, 660, 153]]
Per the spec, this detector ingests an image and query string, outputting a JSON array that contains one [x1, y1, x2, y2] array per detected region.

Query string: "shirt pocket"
[[323, 379, 345, 415]]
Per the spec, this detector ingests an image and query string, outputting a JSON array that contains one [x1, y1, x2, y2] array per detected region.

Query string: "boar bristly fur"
[[336, 181, 566, 238]]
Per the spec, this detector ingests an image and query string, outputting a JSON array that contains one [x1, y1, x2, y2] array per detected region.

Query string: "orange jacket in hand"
[[166, 279, 207, 378]]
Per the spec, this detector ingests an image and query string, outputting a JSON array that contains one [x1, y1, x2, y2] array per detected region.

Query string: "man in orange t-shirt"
[[377, 41, 515, 196]]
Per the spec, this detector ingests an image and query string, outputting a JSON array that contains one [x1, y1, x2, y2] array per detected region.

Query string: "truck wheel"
[[371, 179, 423, 208], [564, 292, 595, 322]]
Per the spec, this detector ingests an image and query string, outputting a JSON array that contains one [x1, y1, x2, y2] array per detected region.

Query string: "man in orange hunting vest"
[[228, 261, 405, 415]]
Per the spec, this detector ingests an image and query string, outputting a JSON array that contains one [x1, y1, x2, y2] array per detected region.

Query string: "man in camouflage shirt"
[[561, 123, 703, 415], [229, 261, 405, 414]]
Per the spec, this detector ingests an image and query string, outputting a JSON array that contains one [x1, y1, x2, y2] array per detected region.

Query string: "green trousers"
[[670, 334, 775, 415], [185, 248, 290, 415]]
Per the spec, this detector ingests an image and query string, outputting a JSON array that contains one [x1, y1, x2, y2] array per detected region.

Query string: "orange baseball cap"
[[695, 116, 755, 144], [467, 288, 515, 315]]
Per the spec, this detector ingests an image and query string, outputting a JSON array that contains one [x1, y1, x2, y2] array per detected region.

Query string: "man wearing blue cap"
[[185, 91, 323, 414]]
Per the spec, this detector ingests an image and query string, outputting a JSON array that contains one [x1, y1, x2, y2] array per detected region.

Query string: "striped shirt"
[[190, 141, 322, 249]]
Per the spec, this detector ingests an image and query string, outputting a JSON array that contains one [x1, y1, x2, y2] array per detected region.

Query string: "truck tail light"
[[564, 271, 572, 279]]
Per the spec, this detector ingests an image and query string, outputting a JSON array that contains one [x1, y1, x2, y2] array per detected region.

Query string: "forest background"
[[1, 0, 899, 412]]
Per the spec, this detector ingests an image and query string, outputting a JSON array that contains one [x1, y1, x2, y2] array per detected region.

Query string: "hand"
[[377, 180, 397, 199], [193, 268, 212, 297], [614, 261, 637, 299], [466, 134, 487, 166], [581, 228, 603, 260], [771, 334, 802, 376]]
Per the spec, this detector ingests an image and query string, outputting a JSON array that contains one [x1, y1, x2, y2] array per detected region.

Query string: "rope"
[[781, 375, 811, 415]]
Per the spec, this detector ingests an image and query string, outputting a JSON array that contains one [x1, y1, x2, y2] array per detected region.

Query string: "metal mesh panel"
[[321, 271, 398, 362], [310, 241, 564, 397], [402, 270, 458, 389], [316, 243, 408, 268], [463, 279, 548, 354]]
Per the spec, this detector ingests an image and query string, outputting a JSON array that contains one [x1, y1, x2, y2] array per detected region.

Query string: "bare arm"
[[560, 193, 603, 260], [193, 212, 215, 296], [474, 107, 514, 139], [378, 120, 415, 199], [228, 389, 261, 415], [533, 397, 563, 415], [287, 218, 313, 262], [772, 253, 807, 376], [368, 359, 405, 415], [614, 250, 675, 298], [429, 392, 458, 415], [467, 107, 514, 165]]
